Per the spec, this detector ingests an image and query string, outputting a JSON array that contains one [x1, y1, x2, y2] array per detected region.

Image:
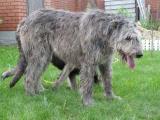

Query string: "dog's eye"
[[125, 36, 131, 41]]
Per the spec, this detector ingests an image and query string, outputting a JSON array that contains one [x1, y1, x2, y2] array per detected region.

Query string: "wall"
[[50, 0, 104, 11], [145, 0, 160, 20], [0, 0, 104, 31], [0, 0, 27, 31]]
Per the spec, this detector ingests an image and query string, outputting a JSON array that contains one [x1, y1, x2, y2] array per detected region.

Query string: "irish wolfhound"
[[3, 9, 143, 105]]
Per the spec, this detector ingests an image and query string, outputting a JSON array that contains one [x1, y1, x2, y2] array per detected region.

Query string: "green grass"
[[0, 45, 160, 120]]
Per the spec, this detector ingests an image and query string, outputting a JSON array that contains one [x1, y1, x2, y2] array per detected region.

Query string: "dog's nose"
[[136, 53, 143, 58]]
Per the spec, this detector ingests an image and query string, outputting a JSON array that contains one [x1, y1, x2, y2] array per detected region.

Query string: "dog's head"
[[115, 21, 143, 69]]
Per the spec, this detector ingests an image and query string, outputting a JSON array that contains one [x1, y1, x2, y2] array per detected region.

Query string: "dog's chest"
[[97, 47, 114, 64]]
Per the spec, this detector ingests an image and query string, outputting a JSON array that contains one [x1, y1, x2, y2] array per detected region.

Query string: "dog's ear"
[[103, 20, 119, 36], [103, 20, 124, 36], [111, 20, 119, 29], [111, 20, 124, 29]]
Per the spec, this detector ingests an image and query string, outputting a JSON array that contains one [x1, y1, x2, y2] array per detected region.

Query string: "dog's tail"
[[1, 68, 17, 80], [9, 31, 27, 88]]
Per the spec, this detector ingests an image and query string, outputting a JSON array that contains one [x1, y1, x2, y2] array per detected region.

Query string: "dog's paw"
[[105, 93, 122, 101], [83, 98, 95, 106]]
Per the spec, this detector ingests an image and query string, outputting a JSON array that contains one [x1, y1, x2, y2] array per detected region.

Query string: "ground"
[[0, 45, 160, 120]]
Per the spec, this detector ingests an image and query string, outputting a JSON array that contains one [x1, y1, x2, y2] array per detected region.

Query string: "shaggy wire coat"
[[5, 9, 143, 105]]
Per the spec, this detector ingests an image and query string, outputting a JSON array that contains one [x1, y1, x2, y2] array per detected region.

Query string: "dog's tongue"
[[126, 55, 135, 69]]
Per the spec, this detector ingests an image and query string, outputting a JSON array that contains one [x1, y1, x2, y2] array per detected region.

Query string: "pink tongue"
[[127, 55, 135, 69]]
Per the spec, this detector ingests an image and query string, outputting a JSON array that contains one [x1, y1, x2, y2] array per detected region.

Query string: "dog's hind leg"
[[68, 73, 77, 90], [52, 64, 75, 90], [25, 52, 50, 95]]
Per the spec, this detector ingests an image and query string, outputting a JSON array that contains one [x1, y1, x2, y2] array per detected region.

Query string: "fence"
[[142, 39, 160, 51], [141, 29, 160, 51], [104, 0, 136, 20]]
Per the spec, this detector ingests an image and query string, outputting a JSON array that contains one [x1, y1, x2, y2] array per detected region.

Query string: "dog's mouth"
[[119, 51, 135, 69]]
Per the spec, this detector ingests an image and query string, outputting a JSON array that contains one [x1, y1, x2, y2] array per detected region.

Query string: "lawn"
[[0, 45, 160, 120]]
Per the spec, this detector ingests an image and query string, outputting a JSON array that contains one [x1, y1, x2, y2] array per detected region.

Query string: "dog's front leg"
[[99, 62, 121, 100], [80, 62, 96, 106]]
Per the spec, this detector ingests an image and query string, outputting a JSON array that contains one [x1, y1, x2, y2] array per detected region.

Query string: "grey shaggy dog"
[[4, 9, 143, 105]]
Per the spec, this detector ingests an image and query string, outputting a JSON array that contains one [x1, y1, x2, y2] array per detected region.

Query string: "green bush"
[[140, 19, 160, 30], [117, 7, 132, 18]]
